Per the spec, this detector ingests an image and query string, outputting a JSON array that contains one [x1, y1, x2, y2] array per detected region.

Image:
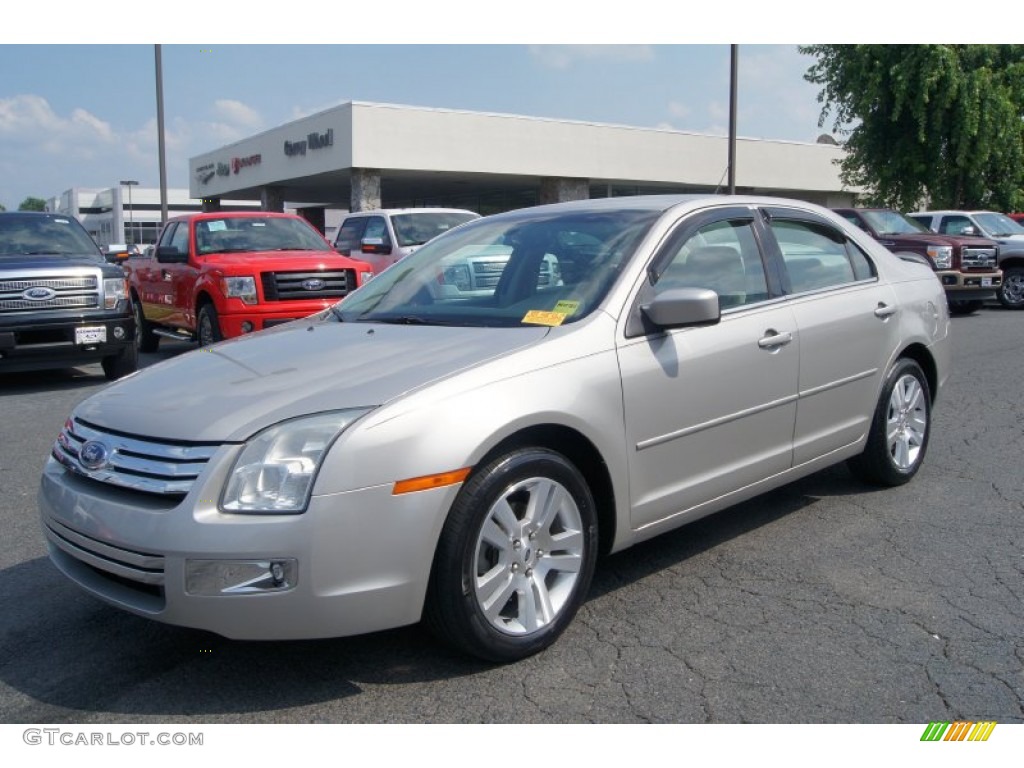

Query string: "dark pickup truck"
[[833, 207, 1001, 315], [0, 212, 137, 379]]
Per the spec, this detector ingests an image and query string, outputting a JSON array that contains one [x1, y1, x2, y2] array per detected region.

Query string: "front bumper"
[[39, 455, 458, 640], [0, 314, 134, 373], [938, 269, 1001, 301], [217, 301, 335, 337]]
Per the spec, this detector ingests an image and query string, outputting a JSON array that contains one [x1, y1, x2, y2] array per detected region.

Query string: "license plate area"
[[981, 277, 993, 287], [75, 326, 107, 345]]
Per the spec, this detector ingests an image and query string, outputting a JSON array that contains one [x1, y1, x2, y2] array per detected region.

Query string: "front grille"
[[0, 274, 100, 313], [260, 270, 354, 301], [46, 518, 165, 587], [961, 248, 998, 270], [52, 417, 221, 497]]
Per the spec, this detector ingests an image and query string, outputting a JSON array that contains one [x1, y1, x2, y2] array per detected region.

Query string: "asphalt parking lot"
[[1, 314, 1022, 725]]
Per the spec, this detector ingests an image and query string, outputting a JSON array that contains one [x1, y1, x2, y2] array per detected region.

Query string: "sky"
[[1, 3, 993, 211]]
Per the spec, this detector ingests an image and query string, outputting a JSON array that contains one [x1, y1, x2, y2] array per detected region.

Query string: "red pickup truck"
[[127, 212, 374, 350]]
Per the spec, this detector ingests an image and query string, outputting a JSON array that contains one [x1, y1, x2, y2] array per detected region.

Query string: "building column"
[[201, 198, 222, 212], [539, 177, 590, 205], [350, 168, 381, 212], [261, 186, 285, 212], [297, 206, 326, 234]]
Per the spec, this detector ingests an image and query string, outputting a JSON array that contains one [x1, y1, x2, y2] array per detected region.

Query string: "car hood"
[[201, 250, 354, 268], [75, 319, 549, 442]]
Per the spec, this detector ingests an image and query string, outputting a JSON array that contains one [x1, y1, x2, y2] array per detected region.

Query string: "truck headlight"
[[221, 409, 372, 514], [360, 270, 375, 285], [103, 277, 128, 309], [222, 276, 258, 305], [926, 246, 953, 269]]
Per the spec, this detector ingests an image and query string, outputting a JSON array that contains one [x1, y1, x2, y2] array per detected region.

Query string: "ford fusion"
[[40, 196, 950, 662]]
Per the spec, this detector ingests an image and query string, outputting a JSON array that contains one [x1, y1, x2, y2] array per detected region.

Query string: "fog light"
[[113, 326, 125, 340], [241, 321, 254, 333], [185, 559, 297, 595]]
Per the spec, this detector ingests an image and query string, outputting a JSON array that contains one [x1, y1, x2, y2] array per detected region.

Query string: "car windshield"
[[334, 208, 659, 327], [0, 213, 103, 259], [973, 212, 1024, 237], [862, 210, 929, 235], [194, 216, 332, 255], [391, 211, 479, 247]]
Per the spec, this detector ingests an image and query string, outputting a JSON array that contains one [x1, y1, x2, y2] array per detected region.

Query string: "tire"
[[101, 341, 138, 381], [133, 297, 159, 353], [197, 303, 223, 347], [997, 266, 1024, 309], [847, 359, 931, 487], [425, 448, 598, 662], [947, 299, 982, 316]]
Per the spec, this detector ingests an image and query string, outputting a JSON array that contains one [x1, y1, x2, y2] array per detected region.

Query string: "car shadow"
[[2, 464, 874, 720]]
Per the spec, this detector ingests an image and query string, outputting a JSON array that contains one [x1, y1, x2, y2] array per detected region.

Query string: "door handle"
[[874, 303, 897, 318], [758, 330, 793, 349]]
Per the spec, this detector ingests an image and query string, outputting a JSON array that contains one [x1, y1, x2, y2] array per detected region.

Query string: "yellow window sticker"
[[522, 310, 567, 327], [552, 300, 580, 316]]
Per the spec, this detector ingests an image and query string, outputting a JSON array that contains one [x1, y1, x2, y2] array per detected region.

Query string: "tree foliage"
[[18, 196, 47, 212], [801, 45, 1024, 211]]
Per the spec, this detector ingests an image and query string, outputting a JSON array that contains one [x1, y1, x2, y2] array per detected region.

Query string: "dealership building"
[[188, 101, 856, 230]]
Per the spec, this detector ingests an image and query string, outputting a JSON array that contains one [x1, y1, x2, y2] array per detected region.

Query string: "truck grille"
[[260, 270, 354, 301], [0, 275, 100, 313], [961, 248, 998, 270], [52, 417, 221, 497]]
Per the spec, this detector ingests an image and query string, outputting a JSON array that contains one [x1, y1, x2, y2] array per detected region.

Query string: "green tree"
[[801, 45, 1024, 211], [0, 203, 6, 212], [18, 196, 47, 212]]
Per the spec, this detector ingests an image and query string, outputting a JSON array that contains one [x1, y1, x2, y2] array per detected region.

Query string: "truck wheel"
[[424, 448, 598, 662], [133, 298, 159, 353], [197, 304, 223, 347], [998, 266, 1024, 309], [101, 342, 139, 381], [947, 299, 983, 316], [847, 358, 931, 487]]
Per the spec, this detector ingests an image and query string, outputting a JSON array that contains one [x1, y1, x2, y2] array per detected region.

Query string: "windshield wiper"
[[358, 314, 453, 326]]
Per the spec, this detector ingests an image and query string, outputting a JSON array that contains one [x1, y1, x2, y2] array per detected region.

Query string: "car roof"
[[167, 211, 303, 224]]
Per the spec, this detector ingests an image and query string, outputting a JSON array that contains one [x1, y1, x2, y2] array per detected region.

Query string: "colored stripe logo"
[[921, 721, 997, 741]]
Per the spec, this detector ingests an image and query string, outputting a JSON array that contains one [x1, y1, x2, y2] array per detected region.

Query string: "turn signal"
[[393, 467, 472, 495]]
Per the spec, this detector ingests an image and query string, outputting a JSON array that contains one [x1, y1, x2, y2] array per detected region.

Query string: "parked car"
[[0, 212, 137, 379], [334, 208, 479, 275], [908, 210, 1024, 309], [832, 207, 1000, 315], [41, 195, 950, 662], [127, 211, 374, 349]]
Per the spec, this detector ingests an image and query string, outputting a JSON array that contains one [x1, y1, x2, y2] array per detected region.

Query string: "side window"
[[157, 222, 178, 248], [362, 216, 392, 247], [770, 219, 870, 293], [656, 219, 769, 309], [335, 217, 367, 255], [837, 211, 868, 232], [939, 215, 974, 236], [169, 222, 190, 254]]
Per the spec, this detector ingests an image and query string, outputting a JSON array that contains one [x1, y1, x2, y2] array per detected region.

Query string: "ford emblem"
[[301, 278, 325, 291], [79, 440, 111, 471], [23, 286, 57, 301]]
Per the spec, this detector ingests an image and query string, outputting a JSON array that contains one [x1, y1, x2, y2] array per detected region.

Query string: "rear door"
[[761, 206, 901, 465]]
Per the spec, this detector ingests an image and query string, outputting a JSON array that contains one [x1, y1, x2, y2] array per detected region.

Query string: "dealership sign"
[[231, 154, 262, 174], [284, 128, 334, 157]]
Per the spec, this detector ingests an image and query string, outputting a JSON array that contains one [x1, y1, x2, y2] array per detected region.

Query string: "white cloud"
[[212, 98, 263, 128], [0, 95, 114, 148], [529, 45, 654, 70]]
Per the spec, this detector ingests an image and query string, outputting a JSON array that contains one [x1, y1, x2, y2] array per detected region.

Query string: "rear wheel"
[[133, 297, 159, 353], [997, 266, 1024, 309], [425, 448, 598, 662], [197, 304, 223, 347], [847, 359, 931, 486]]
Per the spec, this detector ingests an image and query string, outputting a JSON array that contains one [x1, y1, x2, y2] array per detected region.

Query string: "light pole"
[[120, 180, 139, 247]]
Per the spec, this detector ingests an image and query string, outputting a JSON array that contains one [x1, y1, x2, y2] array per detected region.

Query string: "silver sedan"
[[40, 195, 950, 662]]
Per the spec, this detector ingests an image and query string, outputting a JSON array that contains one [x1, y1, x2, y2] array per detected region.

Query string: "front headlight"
[[103, 277, 127, 309], [926, 246, 953, 269], [222, 275, 258, 304], [221, 409, 372, 514]]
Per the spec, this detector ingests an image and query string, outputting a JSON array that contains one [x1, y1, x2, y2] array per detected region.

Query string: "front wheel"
[[101, 342, 138, 381], [997, 266, 1024, 309], [425, 448, 598, 662], [197, 304, 223, 347], [133, 298, 159, 353], [847, 358, 931, 486]]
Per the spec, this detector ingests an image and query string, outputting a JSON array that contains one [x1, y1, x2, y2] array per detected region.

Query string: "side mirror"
[[360, 237, 393, 255], [641, 287, 721, 329], [156, 245, 188, 264], [961, 226, 977, 236]]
